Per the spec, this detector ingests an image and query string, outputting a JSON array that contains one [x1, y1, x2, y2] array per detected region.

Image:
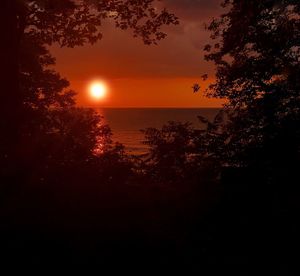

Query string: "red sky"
[[50, 0, 224, 108]]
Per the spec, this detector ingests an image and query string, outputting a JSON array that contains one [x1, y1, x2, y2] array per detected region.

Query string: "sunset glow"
[[50, 0, 225, 108], [89, 81, 107, 100]]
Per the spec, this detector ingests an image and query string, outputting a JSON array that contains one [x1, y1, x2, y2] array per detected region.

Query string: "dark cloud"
[[164, 0, 222, 21], [162, 0, 223, 50]]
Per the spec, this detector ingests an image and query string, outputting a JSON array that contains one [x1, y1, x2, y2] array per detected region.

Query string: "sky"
[[50, 0, 224, 108]]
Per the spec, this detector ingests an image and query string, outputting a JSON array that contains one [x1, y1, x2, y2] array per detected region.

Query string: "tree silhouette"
[[142, 120, 222, 201], [204, 0, 300, 169], [201, 1, 300, 271], [143, 122, 196, 183]]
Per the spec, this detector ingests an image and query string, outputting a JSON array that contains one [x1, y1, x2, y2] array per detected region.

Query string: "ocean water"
[[98, 108, 220, 155]]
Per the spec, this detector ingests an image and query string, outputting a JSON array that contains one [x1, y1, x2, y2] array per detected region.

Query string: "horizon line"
[[79, 106, 223, 109]]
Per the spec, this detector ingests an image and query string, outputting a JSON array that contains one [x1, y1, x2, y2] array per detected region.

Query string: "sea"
[[98, 108, 220, 155]]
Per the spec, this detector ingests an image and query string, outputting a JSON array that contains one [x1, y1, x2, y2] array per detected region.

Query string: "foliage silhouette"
[[142, 121, 222, 185], [204, 0, 300, 168], [200, 0, 300, 272]]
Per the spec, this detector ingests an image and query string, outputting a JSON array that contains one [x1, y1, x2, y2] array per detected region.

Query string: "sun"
[[89, 81, 107, 100]]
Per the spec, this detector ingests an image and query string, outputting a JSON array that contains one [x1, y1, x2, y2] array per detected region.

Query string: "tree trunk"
[[0, 0, 22, 176]]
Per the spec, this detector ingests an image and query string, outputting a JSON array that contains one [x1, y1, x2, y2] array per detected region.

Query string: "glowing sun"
[[89, 81, 107, 100]]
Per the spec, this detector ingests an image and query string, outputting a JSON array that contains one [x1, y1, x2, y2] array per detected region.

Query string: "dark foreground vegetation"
[[0, 1, 299, 273]]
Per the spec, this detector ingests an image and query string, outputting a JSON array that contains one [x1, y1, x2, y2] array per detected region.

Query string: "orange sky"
[[50, 0, 224, 108]]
